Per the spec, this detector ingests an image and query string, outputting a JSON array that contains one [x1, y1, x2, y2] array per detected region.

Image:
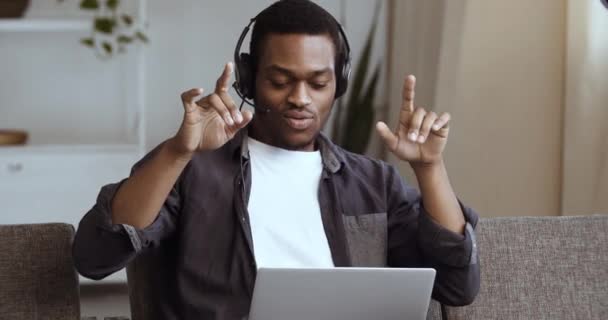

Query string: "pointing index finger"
[[402, 75, 416, 113], [215, 62, 234, 94]]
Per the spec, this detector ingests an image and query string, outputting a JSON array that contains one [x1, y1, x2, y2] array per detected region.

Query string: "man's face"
[[250, 33, 337, 151]]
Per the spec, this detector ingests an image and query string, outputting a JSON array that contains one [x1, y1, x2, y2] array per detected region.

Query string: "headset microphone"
[[233, 82, 271, 114]]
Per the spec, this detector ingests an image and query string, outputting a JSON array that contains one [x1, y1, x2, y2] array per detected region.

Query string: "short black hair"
[[249, 0, 344, 74]]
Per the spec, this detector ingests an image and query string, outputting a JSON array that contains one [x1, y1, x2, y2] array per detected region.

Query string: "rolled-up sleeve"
[[386, 165, 480, 306], [417, 200, 478, 268], [72, 146, 184, 280]]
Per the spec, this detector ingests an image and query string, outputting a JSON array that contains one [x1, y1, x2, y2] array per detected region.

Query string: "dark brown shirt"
[[73, 131, 480, 320]]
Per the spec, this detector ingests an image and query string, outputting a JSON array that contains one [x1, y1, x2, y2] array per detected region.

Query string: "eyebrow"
[[265, 65, 333, 78]]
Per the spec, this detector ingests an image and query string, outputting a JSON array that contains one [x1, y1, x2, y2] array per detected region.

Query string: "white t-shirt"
[[247, 137, 334, 268]]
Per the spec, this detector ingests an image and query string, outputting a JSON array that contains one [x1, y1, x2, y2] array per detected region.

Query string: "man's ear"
[[236, 53, 255, 99]]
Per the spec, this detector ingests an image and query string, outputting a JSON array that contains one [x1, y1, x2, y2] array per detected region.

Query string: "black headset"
[[232, 14, 352, 108]]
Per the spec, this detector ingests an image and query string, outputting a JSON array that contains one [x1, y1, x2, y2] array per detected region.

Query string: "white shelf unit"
[[0, 19, 89, 32], [0, 1, 148, 284]]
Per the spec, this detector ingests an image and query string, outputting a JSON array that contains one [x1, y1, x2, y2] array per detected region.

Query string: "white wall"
[[0, 1, 387, 318], [388, 0, 566, 217], [385, 0, 448, 183], [562, 0, 608, 215], [439, 0, 565, 217], [146, 0, 387, 151], [0, 26, 129, 145], [1, 0, 386, 152]]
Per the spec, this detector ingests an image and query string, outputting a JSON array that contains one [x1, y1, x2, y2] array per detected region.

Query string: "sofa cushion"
[[445, 215, 608, 319], [0, 223, 80, 320]]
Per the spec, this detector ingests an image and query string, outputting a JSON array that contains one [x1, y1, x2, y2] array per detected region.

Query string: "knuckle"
[[208, 96, 223, 110], [410, 115, 421, 124], [209, 93, 220, 104], [222, 94, 236, 109], [230, 101, 238, 110], [196, 96, 207, 107]]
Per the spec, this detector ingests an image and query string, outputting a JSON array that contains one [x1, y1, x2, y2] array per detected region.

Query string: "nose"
[[287, 82, 312, 108]]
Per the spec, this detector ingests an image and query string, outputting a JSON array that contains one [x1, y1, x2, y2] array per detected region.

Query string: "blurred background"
[[1, 0, 607, 317]]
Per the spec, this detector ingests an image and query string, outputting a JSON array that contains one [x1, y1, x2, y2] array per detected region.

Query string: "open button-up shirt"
[[73, 131, 480, 320]]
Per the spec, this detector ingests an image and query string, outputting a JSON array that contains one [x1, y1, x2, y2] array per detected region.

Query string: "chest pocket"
[[342, 213, 388, 267]]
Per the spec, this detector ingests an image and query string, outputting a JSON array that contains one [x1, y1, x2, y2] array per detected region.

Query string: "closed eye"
[[310, 82, 329, 90], [270, 80, 289, 89]]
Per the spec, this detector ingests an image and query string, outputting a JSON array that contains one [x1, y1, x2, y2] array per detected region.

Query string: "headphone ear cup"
[[335, 58, 351, 99], [237, 53, 254, 99]]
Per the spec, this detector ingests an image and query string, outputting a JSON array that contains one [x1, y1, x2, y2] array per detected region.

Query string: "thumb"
[[376, 121, 398, 151]]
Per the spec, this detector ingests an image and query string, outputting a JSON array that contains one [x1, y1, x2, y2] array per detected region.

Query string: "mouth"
[[284, 117, 314, 130], [283, 111, 314, 130]]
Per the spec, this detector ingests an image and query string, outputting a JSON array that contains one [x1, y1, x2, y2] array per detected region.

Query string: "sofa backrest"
[[0, 223, 80, 319], [444, 215, 608, 319], [127, 215, 608, 320]]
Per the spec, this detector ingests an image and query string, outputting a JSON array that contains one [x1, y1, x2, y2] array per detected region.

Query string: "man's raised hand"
[[171, 62, 253, 158], [376, 75, 451, 166]]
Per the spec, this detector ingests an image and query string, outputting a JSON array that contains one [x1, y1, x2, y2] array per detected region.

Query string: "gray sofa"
[[126, 215, 608, 320], [431, 215, 608, 319], [2, 215, 606, 319], [0, 223, 80, 320]]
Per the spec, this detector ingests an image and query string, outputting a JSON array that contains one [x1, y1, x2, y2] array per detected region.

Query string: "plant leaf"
[[94, 17, 116, 34], [348, 2, 380, 102], [102, 41, 113, 54], [80, 0, 99, 10], [121, 14, 133, 26], [117, 35, 133, 43], [331, 98, 344, 144], [343, 63, 380, 153], [338, 1, 381, 148], [80, 37, 95, 47], [135, 31, 149, 43], [106, 0, 119, 10]]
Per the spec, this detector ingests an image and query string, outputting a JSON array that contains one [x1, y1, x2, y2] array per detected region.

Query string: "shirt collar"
[[230, 128, 345, 173]]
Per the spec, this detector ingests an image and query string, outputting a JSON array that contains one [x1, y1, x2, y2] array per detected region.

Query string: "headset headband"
[[233, 13, 352, 104]]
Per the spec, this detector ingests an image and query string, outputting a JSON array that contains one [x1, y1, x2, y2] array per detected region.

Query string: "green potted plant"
[[332, 1, 383, 155], [59, 0, 148, 58]]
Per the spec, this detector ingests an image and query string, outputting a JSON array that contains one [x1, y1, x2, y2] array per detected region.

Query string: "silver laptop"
[[249, 267, 436, 320]]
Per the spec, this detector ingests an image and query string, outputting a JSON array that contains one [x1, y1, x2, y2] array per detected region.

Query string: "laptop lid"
[[249, 267, 436, 320]]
